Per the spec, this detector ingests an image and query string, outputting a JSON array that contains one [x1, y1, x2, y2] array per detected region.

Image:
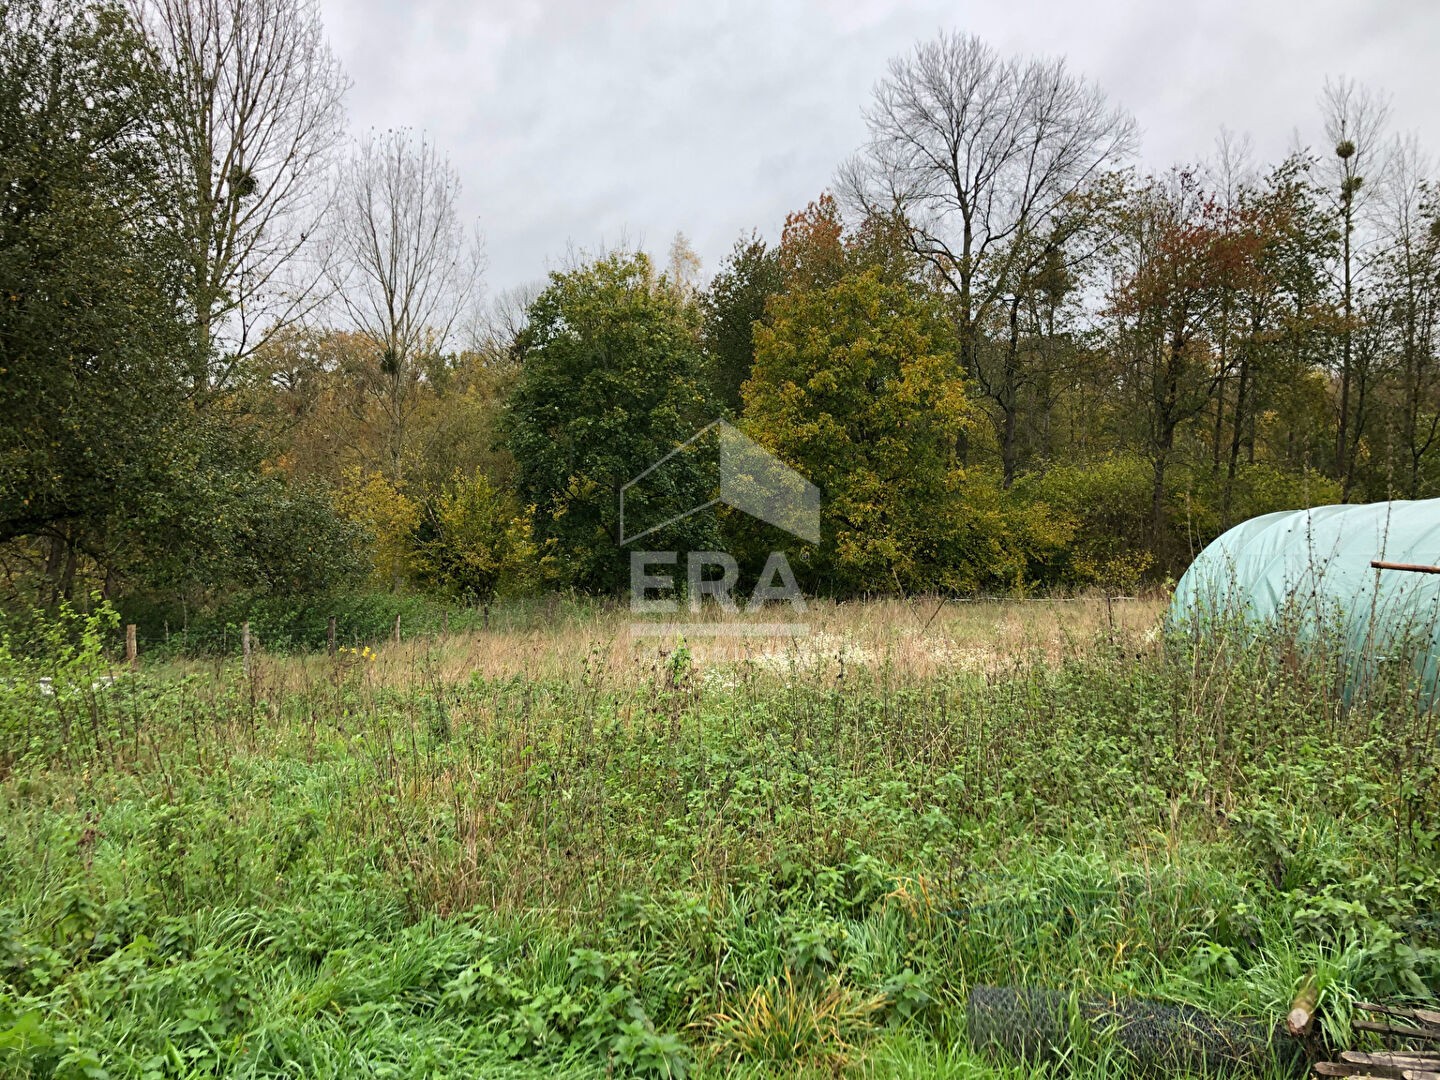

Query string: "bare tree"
[[469, 282, 542, 371], [328, 128, 484, 480], [132, 0, 348, 394], [1320, 76, 1390, 492], [1376, 135, 1440, 497], [840, 32, 1135, 475], [1203, 127, 1257, 474]]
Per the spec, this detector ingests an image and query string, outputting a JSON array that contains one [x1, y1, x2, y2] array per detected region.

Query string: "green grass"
[[0, 609, 1436, 1077]]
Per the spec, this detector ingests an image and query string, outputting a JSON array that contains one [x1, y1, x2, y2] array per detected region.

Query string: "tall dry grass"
[[231, 594, 1167, 693]]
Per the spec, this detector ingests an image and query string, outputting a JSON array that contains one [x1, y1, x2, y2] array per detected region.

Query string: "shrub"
[[412, 473, 538, 606]]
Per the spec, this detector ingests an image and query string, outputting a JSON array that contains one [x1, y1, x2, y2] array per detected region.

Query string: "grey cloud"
[[322, 0, 1440, 293]]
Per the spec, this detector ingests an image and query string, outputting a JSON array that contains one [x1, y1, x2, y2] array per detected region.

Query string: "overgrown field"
[[1, 599, 1437, 1077]]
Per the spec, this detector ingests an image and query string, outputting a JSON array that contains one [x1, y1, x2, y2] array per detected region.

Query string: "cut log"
[[1357, 1003, 1440, 1033], [1354, 1019, 1440, 1042], [1289, 975, 1320, 1037], [1314, 1063, 1394, 1078], [1342, 1051, 1440, 1072]]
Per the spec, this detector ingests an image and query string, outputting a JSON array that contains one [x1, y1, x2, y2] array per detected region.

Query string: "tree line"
[[3, 2, 1438, 621]]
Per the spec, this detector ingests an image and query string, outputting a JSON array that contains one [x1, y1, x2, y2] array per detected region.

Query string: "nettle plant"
[[1, 598, 119, 681], [0, 600, 122, 759]]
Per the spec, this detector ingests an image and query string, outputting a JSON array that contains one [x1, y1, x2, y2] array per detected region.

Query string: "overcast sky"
[[321, 0, 1440, 295]]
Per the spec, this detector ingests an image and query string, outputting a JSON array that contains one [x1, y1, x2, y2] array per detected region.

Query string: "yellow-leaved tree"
[[745, 265, 974, 592], [412, 473, 538, 608], [744, 256, 1071, 593], [334, 468, 421, 590]]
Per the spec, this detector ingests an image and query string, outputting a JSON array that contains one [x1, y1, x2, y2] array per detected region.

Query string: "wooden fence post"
[[125, 624, 137, 670], [242, 620, 252, 679], [393, 614, 401, 645], [441, 610, 449, 637], [327, 616, 337, 657]]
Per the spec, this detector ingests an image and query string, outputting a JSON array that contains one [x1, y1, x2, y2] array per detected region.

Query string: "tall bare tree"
[[840, 32, 1135, 474], [132, 0, 347, 394], [1319, 76, 1389, 493], [1203, 128, 1256, 474], [468, 282, 542, 372], [1376, 136, 1440, 497], [328, 128, 484, 481]]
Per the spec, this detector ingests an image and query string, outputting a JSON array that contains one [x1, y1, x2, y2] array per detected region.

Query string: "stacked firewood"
[[1313, 1003, 1440, 1079]]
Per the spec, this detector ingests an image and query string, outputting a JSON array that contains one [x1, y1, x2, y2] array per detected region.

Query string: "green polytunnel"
[[1169, 499, 1440, 694]]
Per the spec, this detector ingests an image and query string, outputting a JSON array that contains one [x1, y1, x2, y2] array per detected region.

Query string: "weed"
[[0, 599, 1435, 1076]]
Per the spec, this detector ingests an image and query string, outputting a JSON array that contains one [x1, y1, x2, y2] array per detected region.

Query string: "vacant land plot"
[[0, 598, 1435, 1077], [260, 594, 1165, 686]]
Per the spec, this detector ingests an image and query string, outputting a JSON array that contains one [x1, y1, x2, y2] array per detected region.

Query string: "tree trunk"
[[43, 534, 65, 607], [1210, 378, 1226, 472], [1150, 450, 1170, 551], [1336, 199, 1354, 486], [1343, 346, 1369, 501], [58, 543, 78, 602], [1222, 348, 1251, 529], [1000, 296, 1021, 488], [1211, 290, 1231, 471]]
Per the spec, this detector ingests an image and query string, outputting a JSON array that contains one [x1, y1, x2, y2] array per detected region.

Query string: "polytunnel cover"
[[1169, 500, 1440, 692]]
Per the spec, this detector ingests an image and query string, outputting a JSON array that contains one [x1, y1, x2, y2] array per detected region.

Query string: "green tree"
[[744, 266, 978, 592], [1212, 156, 1335, 525], [506, 253, 716, 592], [334, 468, 421, 590], [0, 0, 194, 601], [0, 1, 364, 612], [701, 233, 781, 416], [116, 420, 366, 604], [1106, 171, 1233, 554]]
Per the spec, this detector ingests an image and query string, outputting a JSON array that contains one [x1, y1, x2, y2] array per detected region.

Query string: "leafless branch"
[[133, 0, 348, 393], [326, 127, 485, 478], [840, 31, 1135, 342]]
